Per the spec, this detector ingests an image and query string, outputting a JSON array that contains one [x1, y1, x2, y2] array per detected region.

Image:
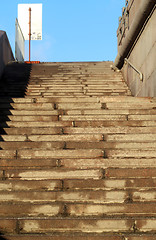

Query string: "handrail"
[[124, 58, 143, 81]]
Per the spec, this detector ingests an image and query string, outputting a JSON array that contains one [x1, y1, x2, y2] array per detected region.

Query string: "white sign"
[[18, 4, 42, 40]]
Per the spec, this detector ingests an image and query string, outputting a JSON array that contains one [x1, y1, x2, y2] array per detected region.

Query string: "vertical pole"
[[29, 7, 31, 62]]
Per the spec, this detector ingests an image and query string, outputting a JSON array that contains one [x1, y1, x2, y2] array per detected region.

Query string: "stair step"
[[0, 103, 55, 110], [105, 133, 156, 141], [0, 234, 124, 240], [0, 180, 62, 191], [1, 141, 155, 150], [0, 178, 155, 191], [0, 141, 65, 149], [65, 109, 156, 115], [105, 102, 156, 109], [59, 115, 127, 121], [0, 189, 133, 203], [60, 158, 156, 168], [0, 158, 58, 168], [16, 149, 104, 159], [4, 107, 155, 116], [1, 203, 156, 218], [0, 115, 59, 121], [64, 126, 156, 134], [2, 121, 73, 127], [105, 168, 156, 179], [0, 127, 62, 135], [74, 120, 156, 127], [1, 158, 156, 169], [1, 110, 59, 115], [7, 218, 148, 234], [6, 168, 102, 180], [128, 115, 156, 120], [65, 142, 156, 150], [105, 149, 156, 158], [0, 149, 104, 160]]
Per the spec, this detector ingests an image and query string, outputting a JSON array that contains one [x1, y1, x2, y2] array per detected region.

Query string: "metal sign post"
[[18, 4, 42, 62], [29, 8, 31, 62]]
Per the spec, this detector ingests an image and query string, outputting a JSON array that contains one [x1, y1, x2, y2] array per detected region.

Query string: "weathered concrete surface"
[[0, 31, 14, 78], [0, 62, 156, 240], [116, 1, 156, 96]]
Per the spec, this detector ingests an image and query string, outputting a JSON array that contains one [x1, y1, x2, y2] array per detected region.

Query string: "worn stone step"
[[0, 203, 63, 217], [1, 203, 156, 218], [0, 127, 62, 135], [98, 96, 156, 103], [1, 157, 156, 169], [0, 96, 98, 103], [0, 133, 103, 143], [0, 98, 33, 103], [105, 168, 156, 179], [84, 90, 130, 94], [2, 132, 153, 143], [59, 115, 127, 121], [13, 95, 152, 104], [105, 102, 156, 109], [5, 169, 102, 180], [41, 92, 130, 97], [60, 158, 156, 169], [0, 141, 65, 150], [0, 234, 124, 240], [74, 120, 156, 127], [86, 89, 129, 93], [16, 149, 104, 159], [0, 180, 62, 191], [28, 92, 86, 97], [28, 81, 125, 86], [0, 158, 59, 169], [105, 150, 156, 158], [57, 103, 101, 109], [0, 150, 16, 159], [28, 85, 85, 89], [2, 121, 73, 127], [63, 178, 156, 190], [128, 115, 156, 120], [1, 149, 103, 160], [27, 85, 128, 90], [0, 103, 55, 110], [0, 217, 141, 234], [11, 218, 137, 234], [0, 178, 155, 191], [68, 203, 156, 216], [65, 142, 156, 150], [65, 109, 156, 115], [1, 110, 59, 116], [27, 89, 84, 93], [0, 115, 59, 122], [0, 189, 129, 203], [64, 127, 156, 134], [105, 134, 156, 142]]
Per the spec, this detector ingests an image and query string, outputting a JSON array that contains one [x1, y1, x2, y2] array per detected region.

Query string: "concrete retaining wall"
[[0, 31, 14, 78], [116, 1, 156, 97]]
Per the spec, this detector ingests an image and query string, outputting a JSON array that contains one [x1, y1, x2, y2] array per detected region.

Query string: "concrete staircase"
[[0, 61, 156, 240]]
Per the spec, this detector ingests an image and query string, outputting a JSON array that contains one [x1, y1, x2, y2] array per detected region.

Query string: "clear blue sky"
[[1, 0, 125, 62]]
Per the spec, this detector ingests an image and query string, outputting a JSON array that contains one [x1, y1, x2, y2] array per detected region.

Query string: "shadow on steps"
[[0, 62, 32, 143], [0, 234, 8, 240]]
